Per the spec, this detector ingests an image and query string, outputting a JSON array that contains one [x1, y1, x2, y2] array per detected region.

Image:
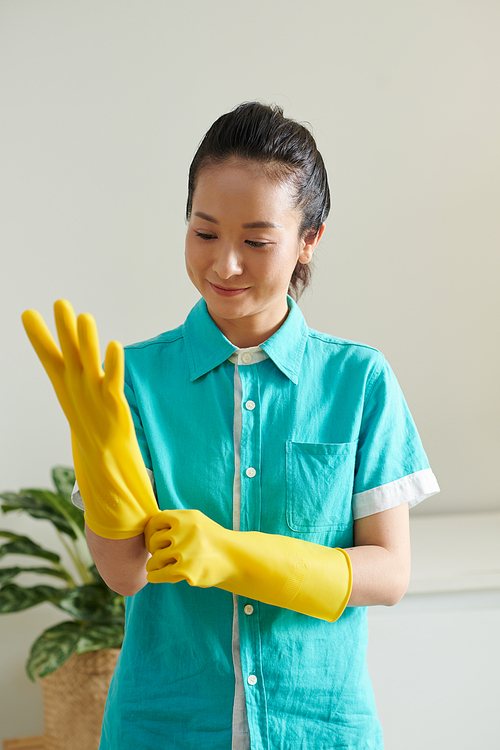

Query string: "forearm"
[[345, 544, 411, 607], [85, 523, 150, 596], [344, 503, 411, 608], [145, 511, 352, 621]]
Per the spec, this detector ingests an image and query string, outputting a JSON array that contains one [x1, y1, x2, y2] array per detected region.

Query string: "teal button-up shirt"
[[99, 297, 439, 750]]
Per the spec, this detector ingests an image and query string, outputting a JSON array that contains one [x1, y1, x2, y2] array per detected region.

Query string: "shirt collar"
[[260, 297, 308, 384], [183, 296, 308, 384], [184, 299, 237, 381]]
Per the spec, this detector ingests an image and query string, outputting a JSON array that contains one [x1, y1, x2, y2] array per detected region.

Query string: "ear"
[[298, 224, 326, 264]]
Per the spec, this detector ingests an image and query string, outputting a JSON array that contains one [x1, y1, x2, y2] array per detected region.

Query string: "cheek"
[[262, 247, 300, 283], [184, 245, 202, 289], [185, 241, 204, 274]]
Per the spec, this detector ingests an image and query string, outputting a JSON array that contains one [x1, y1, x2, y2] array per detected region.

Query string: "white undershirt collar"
[[228, 346, 269, 366]]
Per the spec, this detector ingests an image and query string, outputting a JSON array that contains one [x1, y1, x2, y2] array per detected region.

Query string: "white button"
[[245, 400, 256, 411], [247, 674, 258, 686], [245, 467, 256, 478], [241, 353, 253, 364], [244, 604, 254, 616]]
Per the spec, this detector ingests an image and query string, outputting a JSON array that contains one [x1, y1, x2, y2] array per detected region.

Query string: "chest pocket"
[[285, 441, 357, 532]]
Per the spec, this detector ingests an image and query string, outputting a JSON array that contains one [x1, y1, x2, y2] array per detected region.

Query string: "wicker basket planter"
[[41, 649, 119, 750]]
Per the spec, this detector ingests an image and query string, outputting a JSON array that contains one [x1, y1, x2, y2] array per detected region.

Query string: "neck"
[[208, 305, 290, 348]]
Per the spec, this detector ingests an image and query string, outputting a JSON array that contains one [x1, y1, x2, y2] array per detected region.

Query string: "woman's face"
[[185, 159, 322, 347]]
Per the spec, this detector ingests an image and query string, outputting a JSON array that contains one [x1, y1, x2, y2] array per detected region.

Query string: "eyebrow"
[[194, 211, 282, 229]]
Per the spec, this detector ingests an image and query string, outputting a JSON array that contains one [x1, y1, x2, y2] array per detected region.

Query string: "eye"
[[246, 240, 267, 248], [195, 232, 216, 241]]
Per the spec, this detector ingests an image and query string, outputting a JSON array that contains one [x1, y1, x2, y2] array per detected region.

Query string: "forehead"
[[192, 159, 296, 218]]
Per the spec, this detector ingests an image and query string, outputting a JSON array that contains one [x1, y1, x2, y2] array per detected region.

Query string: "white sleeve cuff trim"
[[70, 469, 156, 511], [71, 480, 84, 510], [353, 468, 440, 520]]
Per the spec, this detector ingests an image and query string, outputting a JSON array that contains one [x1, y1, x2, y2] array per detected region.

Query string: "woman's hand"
[[145, 509, 236, 587], [144, 509, 352, 622], [22, 300, 159, 539]]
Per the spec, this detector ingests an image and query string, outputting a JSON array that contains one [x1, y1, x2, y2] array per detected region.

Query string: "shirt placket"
[[231, 361, 249, 750], [236, 356, 270, 750]]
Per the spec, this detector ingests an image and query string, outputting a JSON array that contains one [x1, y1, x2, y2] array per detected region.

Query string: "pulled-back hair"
[[186, 102, 330, 300]]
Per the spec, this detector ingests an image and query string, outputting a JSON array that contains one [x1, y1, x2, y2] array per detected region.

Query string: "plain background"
[[1, 0, 499, 746]]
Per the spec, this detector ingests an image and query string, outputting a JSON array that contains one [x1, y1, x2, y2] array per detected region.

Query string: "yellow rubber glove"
[[145, 510, 352, 622], [22, 300, 159, 539]]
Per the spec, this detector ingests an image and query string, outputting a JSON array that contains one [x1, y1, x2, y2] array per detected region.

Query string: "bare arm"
[[86, 502, 410, 604], [85, 523, 150, 597], [346, 502, 411, 607]]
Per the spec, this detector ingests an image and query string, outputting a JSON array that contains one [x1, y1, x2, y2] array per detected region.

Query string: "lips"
[[209, 282, 249, 297]]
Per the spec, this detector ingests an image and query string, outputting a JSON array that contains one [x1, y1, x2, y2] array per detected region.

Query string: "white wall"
[[1, 0, 499, 745]]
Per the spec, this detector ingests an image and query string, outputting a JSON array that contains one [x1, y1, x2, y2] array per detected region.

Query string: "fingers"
[[146, 549, 183, 584], [145, 513, 177, 569], [22, 309, 64, 384], [146, 548, 177, 571], [147, 529, 172, 555], [147, 569, 185, 585], [54, 300, 83, 375], [103, 340, 125, 398], [145, 510, 173, 534], [144, 510, 173, 552], [77, 313, 103, 383], [25, 299, 112, 387]]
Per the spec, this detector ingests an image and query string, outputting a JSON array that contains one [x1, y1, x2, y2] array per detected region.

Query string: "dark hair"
[[186, 102, 330, 299]]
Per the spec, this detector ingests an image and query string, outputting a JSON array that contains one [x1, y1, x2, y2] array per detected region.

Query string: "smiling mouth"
[[209, 282, 249, 296]]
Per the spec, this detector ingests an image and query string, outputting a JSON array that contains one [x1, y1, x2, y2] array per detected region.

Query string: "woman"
[[23, 102, 440, 749]]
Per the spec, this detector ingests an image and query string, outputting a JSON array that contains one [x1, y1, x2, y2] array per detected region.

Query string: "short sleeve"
[[352, 358, 439, 519]]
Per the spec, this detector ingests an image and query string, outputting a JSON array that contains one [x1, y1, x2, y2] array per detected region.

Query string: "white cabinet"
[[367, 512, 500, 750]]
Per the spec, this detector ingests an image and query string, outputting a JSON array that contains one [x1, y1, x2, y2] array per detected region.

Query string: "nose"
[[212, 242, 244, 279]]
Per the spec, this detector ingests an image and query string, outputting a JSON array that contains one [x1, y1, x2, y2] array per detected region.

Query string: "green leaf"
[[0, 531, 28, 540], [26, 487, 85, 537], [0, 532, 61, 564], [0, 566, 73, 585], [21, 488, 85, 538], [25, 618, 123, 681], [0, 582, 67, 613], [55, 584, 125, 623], [0, 493, 24, 510], [51, 467, 75, 502], [1, 490, 78, 539], [76, 622, 124, 654], [25, 621, 81, 681]]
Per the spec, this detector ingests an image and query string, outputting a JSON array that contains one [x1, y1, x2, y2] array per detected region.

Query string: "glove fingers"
[[146, 548, 177, 570], [103, 340, 125, 399], [146, 530, 172, 555], [147, 569, 185, 584], [54, 300, 82, 375], [22, 309, 65, 385], [77, 313, 103, 383], [144, 511, 173, 551]]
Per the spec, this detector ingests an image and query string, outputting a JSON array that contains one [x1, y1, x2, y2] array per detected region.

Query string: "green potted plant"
[[0, 466, 124, 748]]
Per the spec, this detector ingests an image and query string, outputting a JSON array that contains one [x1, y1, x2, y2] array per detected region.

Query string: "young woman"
[[23, 102, 440, 750]]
